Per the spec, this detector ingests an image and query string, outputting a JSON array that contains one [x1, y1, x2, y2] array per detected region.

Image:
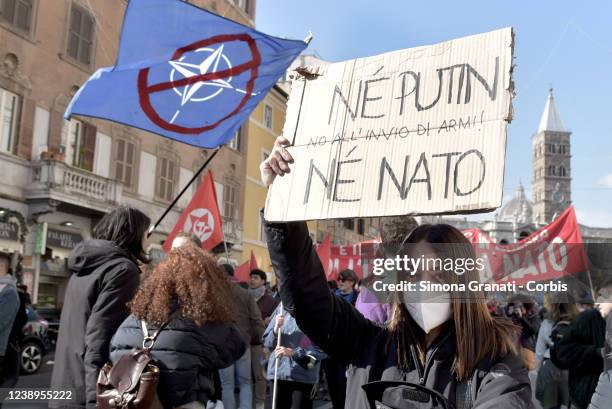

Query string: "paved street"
[[3, 351, 334, 409], [3, 351, 540, 409], [1, 352, 54, 408]]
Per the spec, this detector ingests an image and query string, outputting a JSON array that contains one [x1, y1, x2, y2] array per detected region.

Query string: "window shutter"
[[82, 11, 94, 39], [160, 158, 166, 198], [67, 33, 79, 60], [15, 0, 32, 31], [215, 182, 224, 216], [80, 123, 96, 171], [166, 160, 175, 201], [67, 6, 80, 61], [81, 13, 94, 64], [2, 0, 17, 23], [69, 6, 81, 35], [125, 142, 134, 187], [237, 126, 243, 152]]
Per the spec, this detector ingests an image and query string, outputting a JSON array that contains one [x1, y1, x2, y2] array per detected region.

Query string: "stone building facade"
[[0, 0, 254, 307], [532, 89, 572, 224]]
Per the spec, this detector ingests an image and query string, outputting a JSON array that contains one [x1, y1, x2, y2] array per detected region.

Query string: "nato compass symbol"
[[137, 34, 261, 134], [168, 45, 256, 124]]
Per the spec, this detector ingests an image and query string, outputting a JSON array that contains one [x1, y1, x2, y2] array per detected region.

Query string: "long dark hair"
[[387, 224, 518, 381], [93, 207, 151, 263]]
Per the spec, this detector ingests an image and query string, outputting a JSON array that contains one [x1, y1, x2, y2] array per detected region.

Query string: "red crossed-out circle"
[[137, 34, 261, 135]]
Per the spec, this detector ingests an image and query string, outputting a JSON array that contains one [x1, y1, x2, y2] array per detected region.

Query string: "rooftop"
[[537, 88, 566, 133]]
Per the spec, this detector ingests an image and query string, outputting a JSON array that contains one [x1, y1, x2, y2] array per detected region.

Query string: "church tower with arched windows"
[[532, 89, 572, 224]]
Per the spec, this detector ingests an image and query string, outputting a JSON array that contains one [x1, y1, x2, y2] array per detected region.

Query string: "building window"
[[1, 0, 34, 33], [156, 157, 177, 202], [67, 3, 95, 66], [258, 209, 265, 241], [342, 219, 354, 231], [228, 126, 243, 151], [357, 219, 365, 235], [234, 0, 248, 13], [0, 87, 19, 154], [223, 183, 237, 219], [559, 166, 566, 177], [264, 104, 273, 129], [115, 139, 136, 189], [61, 118, 96, 171]]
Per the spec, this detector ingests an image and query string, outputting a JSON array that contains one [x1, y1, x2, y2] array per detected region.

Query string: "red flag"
[[163, 171, 223, 252], [316, 234, 331, 277], [464, 207, 589, 284], [235, 250, 258, 283]]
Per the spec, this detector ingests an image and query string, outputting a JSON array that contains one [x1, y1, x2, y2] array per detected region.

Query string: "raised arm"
[[264, 219, 379, 364], [261, 136, 381, 364]]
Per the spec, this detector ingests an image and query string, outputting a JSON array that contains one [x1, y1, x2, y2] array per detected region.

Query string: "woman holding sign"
[[260, 136, 533, 409]]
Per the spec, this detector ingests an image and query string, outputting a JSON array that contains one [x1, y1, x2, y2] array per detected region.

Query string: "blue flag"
[[65, 0, 307, 148]]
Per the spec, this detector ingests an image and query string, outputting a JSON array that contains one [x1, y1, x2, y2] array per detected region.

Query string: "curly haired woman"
[[110, 244, 245, 409]]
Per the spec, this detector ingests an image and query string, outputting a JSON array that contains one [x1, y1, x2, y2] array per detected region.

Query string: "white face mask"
[[404, 293, 452, 333]]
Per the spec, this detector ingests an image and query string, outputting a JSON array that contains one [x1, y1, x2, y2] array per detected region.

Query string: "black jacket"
[[110, 315, 245, 408], [589, 312, 612, 409], [515, 313, 541, 352], [556, 308, 605, 408], [49, 240, 141, 409], [230, 283, 264, 346], [588, 312, 612, 409], [265, 220, 533, 409]]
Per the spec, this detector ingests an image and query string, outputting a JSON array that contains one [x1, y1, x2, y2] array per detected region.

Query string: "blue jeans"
[[219, 347, 252, 409]]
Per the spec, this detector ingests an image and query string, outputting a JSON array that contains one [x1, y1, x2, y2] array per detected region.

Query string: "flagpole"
[[148, 147, 220, 238], [586, 268, 596, 301], [272, 302, 284, 409], [220, 221, 231, 263]]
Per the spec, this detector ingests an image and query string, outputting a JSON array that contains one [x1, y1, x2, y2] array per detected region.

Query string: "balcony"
[[25, 160, 123, 215], [222, 216, 243, 245]]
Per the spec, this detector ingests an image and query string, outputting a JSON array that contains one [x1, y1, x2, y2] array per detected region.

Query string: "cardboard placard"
[[265, 28, 514, 222]]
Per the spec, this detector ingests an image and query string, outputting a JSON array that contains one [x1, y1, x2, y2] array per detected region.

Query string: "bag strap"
[[141, 320, 168, 351]]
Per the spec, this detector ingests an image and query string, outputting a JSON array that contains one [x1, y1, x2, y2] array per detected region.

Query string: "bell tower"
[[532, 88, 572, 224]]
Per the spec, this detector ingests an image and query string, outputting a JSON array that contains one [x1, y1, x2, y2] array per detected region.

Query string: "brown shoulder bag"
[[96, 320, 167, 409]]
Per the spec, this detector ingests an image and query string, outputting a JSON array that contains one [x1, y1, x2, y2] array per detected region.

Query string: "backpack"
[[96, 321, 166, 409], [548, 320, 571, 369]]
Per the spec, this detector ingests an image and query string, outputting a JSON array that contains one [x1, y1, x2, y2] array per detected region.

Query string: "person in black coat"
[[50, 207, 150, 409], [111, 243, 245, 408], [586, 277, 612, 409], [507, 298, 541, 371], [0, 272, 27, 390], [555, 303, 606, 409], [259, 136, 534, 409]]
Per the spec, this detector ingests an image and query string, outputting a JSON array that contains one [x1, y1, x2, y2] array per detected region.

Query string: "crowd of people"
[[0, 137, 610, 409]]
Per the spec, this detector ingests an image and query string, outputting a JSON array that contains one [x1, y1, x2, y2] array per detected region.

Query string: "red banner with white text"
[[464, 207, 589, 285]]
